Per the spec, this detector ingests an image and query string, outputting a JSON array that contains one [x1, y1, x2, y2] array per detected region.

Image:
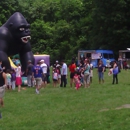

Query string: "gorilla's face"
[[18, 24, 31, 43], [3, 12, 31, 44]]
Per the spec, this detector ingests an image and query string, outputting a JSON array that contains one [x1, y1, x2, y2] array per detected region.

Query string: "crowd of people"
[[0, 55, 124, 108]]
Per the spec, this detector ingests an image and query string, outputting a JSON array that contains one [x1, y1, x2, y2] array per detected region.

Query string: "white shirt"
[[15, 66, 21, 77], [40, 63, 47, 74], [61, 63, 67, 75]]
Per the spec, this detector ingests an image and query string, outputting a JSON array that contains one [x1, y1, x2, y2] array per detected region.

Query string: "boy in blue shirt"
[[32, 62, 43, 94]]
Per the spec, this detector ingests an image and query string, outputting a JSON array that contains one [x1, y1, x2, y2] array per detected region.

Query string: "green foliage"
[[0, 0, 130, 63]]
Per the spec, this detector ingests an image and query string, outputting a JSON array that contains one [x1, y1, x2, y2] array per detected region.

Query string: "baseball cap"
[[40, 59, 44, 62]]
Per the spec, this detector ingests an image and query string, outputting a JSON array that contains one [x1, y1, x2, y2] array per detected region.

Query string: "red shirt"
[[69, 63, 76, 73]]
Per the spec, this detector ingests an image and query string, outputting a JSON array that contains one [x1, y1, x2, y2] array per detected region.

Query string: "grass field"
[[0, 68, 130, 130]]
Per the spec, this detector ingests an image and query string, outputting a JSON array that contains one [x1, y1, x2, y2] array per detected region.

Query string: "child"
[[56, 64, 61, 85], [15, 63, 22, 92], [53, 68, 58, 87], [79, 68, 84, 86], [6, 69, 12, 90], [11, 69, 16, 90], [73, 71, 81, 90], [108, 68, 113, 76]]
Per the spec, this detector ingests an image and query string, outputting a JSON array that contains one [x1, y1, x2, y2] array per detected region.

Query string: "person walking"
[[40, 60, 47, 88], [60, 60, 67, 87], [0, 68, 7, 107], [26, 60, 34, 87], [32, 62, 43, 94]]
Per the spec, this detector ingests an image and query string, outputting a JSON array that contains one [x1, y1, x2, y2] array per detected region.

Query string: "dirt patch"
[[99, 108, 109, 112], [115, 104, 130, 110], [99, 104, 130, 112]]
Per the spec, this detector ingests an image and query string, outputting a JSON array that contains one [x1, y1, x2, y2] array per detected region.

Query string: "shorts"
[[0, 86, 5, 98], [84, 73, 90, 85], [42, 74, 47, 82], [70, 72, 75, 79], [35, 78, 42, 86], [53, 79, 58, 82]]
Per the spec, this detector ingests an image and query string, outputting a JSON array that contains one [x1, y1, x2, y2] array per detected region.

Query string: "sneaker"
[[37, 90, 39, 94], [35, 89, 38, 93], [35, 89, 39, 94]]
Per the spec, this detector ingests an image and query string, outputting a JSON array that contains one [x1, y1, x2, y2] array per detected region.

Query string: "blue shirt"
[[33, 65, 43, 78], [98, 65, 105, 72], [113, 66, 119, 75], [84, 64, 90, 74]]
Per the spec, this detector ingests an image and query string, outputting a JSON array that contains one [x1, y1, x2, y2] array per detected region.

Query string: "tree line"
[[0, 0, 130, 64]]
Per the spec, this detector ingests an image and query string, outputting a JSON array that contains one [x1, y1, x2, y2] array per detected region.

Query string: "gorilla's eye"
[[19, 28, 25, 31]]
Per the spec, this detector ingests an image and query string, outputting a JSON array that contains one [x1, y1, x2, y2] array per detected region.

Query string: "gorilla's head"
[[3, 12, 31, 44]]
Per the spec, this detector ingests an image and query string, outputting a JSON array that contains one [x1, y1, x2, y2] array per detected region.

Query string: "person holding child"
[[83, 59, 90, 88], [112, 61, 119, 84]]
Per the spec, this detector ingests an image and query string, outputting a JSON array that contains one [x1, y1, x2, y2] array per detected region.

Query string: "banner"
[[92, 53, 101, 59]]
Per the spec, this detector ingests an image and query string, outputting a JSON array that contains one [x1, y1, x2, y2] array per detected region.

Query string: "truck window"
[[86, 53, 91, 58], [108, 54, 114, 59], [103, 53, 108, 58], [125, 52, 130, 58]]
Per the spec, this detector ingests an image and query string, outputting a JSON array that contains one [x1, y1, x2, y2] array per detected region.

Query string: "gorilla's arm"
[[19, 43, 35, 72], [0, 40, 11, 70]]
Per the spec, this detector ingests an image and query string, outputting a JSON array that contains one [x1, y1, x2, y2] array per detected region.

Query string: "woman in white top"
[[15, 63, 22, 92]]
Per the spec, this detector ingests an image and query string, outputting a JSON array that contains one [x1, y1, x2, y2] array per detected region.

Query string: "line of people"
[[0, 57, 121, 107], [69, 59, 93, 90]]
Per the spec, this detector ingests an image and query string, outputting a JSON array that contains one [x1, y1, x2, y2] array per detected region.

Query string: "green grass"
[[0, 69, 130, 130]]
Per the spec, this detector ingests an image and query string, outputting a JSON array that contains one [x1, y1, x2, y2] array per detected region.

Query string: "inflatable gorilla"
[[0, 12, 35, 71]]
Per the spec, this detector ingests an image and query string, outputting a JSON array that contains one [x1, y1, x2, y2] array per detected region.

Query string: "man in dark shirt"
[[26, 60, 34, 87]]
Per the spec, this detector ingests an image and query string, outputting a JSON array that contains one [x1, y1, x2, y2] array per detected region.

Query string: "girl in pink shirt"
[[73, 72, 81, 90], [15, 64, 22, 92]]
